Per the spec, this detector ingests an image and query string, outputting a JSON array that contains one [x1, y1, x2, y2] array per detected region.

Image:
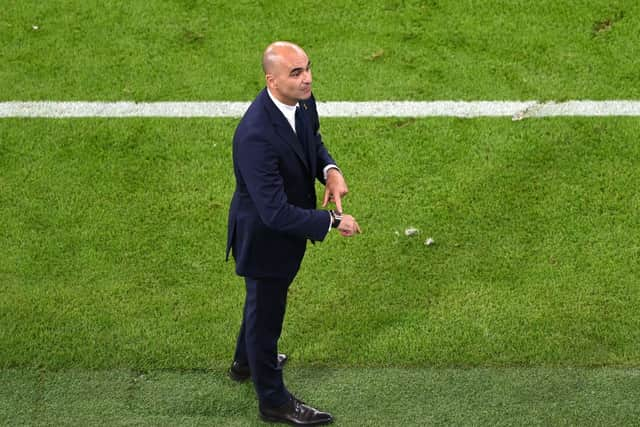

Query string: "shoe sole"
[[259, 413, 333, 425]]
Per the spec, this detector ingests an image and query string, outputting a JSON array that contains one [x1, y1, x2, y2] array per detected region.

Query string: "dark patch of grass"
[[3, 367, 640, 426], [592, 10, 625, 36]]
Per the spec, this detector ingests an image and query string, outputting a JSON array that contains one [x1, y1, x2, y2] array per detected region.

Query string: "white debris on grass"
[[425, 237, 435, 246], [404, 227, 419, 237]]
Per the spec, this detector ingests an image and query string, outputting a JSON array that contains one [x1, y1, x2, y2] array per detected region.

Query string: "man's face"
[[267, 48, 312, 106]]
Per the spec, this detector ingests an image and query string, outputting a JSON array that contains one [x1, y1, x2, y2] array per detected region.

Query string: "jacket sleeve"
[[235, 130, 330, 242]]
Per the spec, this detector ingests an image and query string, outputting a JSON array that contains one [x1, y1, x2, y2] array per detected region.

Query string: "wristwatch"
[[329, 210, 343, 228]]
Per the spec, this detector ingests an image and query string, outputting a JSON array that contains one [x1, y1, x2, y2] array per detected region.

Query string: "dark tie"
[[295, 106, 310, 164]]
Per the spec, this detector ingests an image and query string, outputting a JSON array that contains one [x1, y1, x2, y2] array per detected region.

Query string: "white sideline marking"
[[1, 101, 640, 119]]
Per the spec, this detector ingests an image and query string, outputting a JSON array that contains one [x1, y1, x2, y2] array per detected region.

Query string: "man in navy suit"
[[226, 41, 361, 425]]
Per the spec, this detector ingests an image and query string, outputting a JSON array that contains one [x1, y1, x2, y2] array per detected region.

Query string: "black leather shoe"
[[228, 353, 288, 382], [259, 395, 333, 425]]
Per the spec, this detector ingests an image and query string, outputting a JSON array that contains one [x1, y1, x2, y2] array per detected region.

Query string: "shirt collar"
[[267, 88, 298, 131]]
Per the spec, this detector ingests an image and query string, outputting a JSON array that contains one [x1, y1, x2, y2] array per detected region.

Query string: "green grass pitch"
[[2, 1, 640, 425]]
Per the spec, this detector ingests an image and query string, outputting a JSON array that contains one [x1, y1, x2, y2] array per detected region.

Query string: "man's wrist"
[[329, 210, 343, 228], [323, 165, 341, 181]]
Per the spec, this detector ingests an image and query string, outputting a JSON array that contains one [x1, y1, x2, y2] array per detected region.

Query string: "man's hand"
[[322, 168, 348, 213], [337, 214, 361, 237]]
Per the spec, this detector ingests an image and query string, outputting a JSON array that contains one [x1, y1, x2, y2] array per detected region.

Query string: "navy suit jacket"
[[226, 89, 337, 278]]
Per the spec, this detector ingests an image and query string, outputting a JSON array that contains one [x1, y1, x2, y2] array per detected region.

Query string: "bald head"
[[262, 41, 306, 74], [262, 41, 312, 105]]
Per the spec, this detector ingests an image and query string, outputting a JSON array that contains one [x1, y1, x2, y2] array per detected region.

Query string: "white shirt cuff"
[[323, 164, 341, 181]]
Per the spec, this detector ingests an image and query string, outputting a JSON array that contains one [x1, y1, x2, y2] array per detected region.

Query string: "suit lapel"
[[262, 90, 311, 172]]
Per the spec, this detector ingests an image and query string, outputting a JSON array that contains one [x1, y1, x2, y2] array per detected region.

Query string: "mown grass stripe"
[[3, 367, 640, 426], [2, 101, 640, 118]]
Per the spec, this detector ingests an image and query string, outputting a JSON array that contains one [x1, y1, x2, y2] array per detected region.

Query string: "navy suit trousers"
[[234, 276, 293, 408]]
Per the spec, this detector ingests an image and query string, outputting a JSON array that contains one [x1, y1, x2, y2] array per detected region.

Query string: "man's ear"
[[265, 73, 276, 89]]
